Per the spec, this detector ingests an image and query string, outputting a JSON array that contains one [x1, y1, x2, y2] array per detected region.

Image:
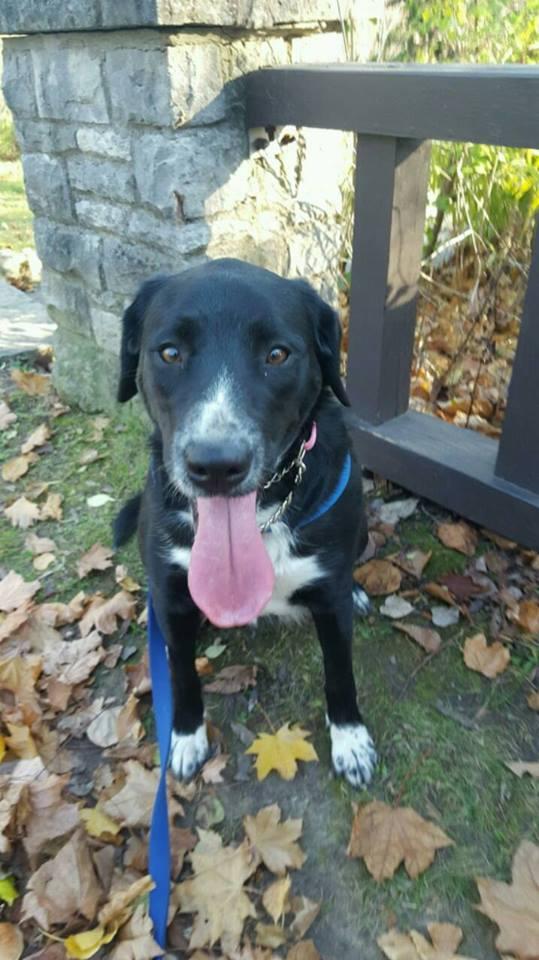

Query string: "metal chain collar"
[[258, 436, 310, 533]]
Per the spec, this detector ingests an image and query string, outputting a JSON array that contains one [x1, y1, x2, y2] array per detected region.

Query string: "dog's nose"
[[185, 440, 253, 494]]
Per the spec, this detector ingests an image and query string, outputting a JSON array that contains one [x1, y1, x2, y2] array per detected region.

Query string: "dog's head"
[[118, 258, 349, 499]]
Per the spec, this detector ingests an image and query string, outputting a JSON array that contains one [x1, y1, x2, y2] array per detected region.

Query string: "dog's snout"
[[185, 440, 253, 495]]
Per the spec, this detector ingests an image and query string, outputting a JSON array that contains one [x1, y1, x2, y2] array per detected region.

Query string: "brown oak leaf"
[[347, 801, 453, 881], [463, 633, 510, 678], [437, 521, 477, 556], [476, 840, 539, 960], [353, 559, 402, 596], [244, 804, 306, 875]]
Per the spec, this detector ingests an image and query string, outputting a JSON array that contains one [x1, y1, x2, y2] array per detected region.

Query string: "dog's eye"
[[159, 345, 182, 364], [266, 346, 289, 366]]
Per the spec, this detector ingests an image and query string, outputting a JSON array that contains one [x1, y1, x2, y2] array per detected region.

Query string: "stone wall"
[[2, 2, 356, 410]]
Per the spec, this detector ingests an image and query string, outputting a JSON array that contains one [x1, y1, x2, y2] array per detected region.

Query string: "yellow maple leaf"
[[246, 723, 318, 781], [0, 876, 18, 906], [64, 924, 117, 959], [0, 736, 5, 763], [80, 806, 122, 839]]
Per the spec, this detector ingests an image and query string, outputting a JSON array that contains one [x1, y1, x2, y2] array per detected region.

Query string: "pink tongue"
[[188, 492, 275, 628]]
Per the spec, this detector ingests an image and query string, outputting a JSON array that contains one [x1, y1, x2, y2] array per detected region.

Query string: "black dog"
[[114, 258, 377, 787]]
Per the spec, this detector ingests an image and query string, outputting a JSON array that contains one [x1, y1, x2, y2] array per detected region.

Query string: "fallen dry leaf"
[[289, 896, 320, 940], [80, 805, 122, 840], [201, 754, 229, 784], [87, 694, 143, 748], [77, 543, 114, 579], [505, 761, 539, 779], [391, 548, 432, 579], [25, 532, 56, 557], [39, 628, 105, 686], [262, 875, 291, 923], [0, 399, 17, 430], [23, 772, 80, 863], [527, 691, 539, 711], [437, 521, 478, 556], [205, 664, 258, 694], [176, 829, 259, 953], [101, 760, 183, 828], [0, 570, 40, 612], [4, 496, 40, 529], [98, 875, 154, 928], [380, 595, 414, 619], [463, 633, 510, 679], [507, 600, 539, 636], [0, 600, 33, 642], [378, 923, 477, 960], [79, 590, 137, 636], [33, 552, 56, 571], [22, 829, 102, 929], [0, 923, 23, 960], [108, 903, 161, 960], [40, 492, 63, 521], [0, 654, 42, 723], [244, 804, 305, 875], [21, 423, 51, 454], [394, 621, 442, 654], [354, 559, 402, 596], [287, 942, 320, 960], [256, 923, 287, 949], [476, 840, 539, 959], [347, 801, 453, 881], [5, 722, 38, 759], [115, 565, 141, 593], [246, 724, 318, 781], [2, 452, 37, 482], [11, 369, 51, 395]]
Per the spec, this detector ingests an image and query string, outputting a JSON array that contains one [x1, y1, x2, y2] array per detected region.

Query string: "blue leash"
[[147, 452, 351, 948], [147, 597, 172, 951]]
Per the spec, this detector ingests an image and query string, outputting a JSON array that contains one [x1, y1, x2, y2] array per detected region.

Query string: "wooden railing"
[[245, 65, 539, 550]]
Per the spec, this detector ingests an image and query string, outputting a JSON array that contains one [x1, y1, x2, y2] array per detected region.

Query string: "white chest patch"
[[167, 514, 323, 622]]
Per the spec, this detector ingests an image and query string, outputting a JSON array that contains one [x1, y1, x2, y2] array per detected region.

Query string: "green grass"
[[0, 159, 34, 252], [0, 117, 19, 162]]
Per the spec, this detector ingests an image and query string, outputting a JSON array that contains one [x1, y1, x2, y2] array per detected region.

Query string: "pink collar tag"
[[304, 421, 317, 451]]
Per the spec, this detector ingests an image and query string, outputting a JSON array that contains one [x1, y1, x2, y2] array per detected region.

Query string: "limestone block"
[[21, 154, 72, 220], [52, 328, 119, 412], [133, 125, 248, 220], [15, 118, 78, 154], [33, 219, 102, 290], [167, 40, 226, 126], [2, 47, 37, 117], [67, 155, 135, 204], [101, 236, 183, 295], [31, 39, 109, 123], [75, 197, 131, 235], [76, 127, 131, 161], [0, 0, 348, 33], [127, 209, 211, 256], [290, 31, 346, 64], [90, 306, 122, 355], [105, 46, 175, 128], [41, 269, 89, 323]]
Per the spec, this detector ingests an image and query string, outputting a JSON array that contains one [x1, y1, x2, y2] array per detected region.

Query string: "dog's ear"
[[117, 275, 169, 402], [293, 279, 350, 406]]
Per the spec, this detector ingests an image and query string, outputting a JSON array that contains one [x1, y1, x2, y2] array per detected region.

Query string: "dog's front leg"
[[153, 599, 210, 781], [310, 587, 377, 788]]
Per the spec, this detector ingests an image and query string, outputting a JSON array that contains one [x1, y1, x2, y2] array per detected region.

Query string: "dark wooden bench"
[[246, 64, 539, 550]]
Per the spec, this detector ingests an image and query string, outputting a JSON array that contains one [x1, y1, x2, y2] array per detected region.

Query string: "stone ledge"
[[0, 0, 347, 33]]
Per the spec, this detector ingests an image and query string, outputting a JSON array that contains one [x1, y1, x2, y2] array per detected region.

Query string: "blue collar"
[[295, 451, 351, 529]]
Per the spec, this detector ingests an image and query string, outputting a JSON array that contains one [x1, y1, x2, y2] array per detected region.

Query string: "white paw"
[[330, 722, 377, 788], [353, 584, 371, 616], [170, 724, 209, 781]]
